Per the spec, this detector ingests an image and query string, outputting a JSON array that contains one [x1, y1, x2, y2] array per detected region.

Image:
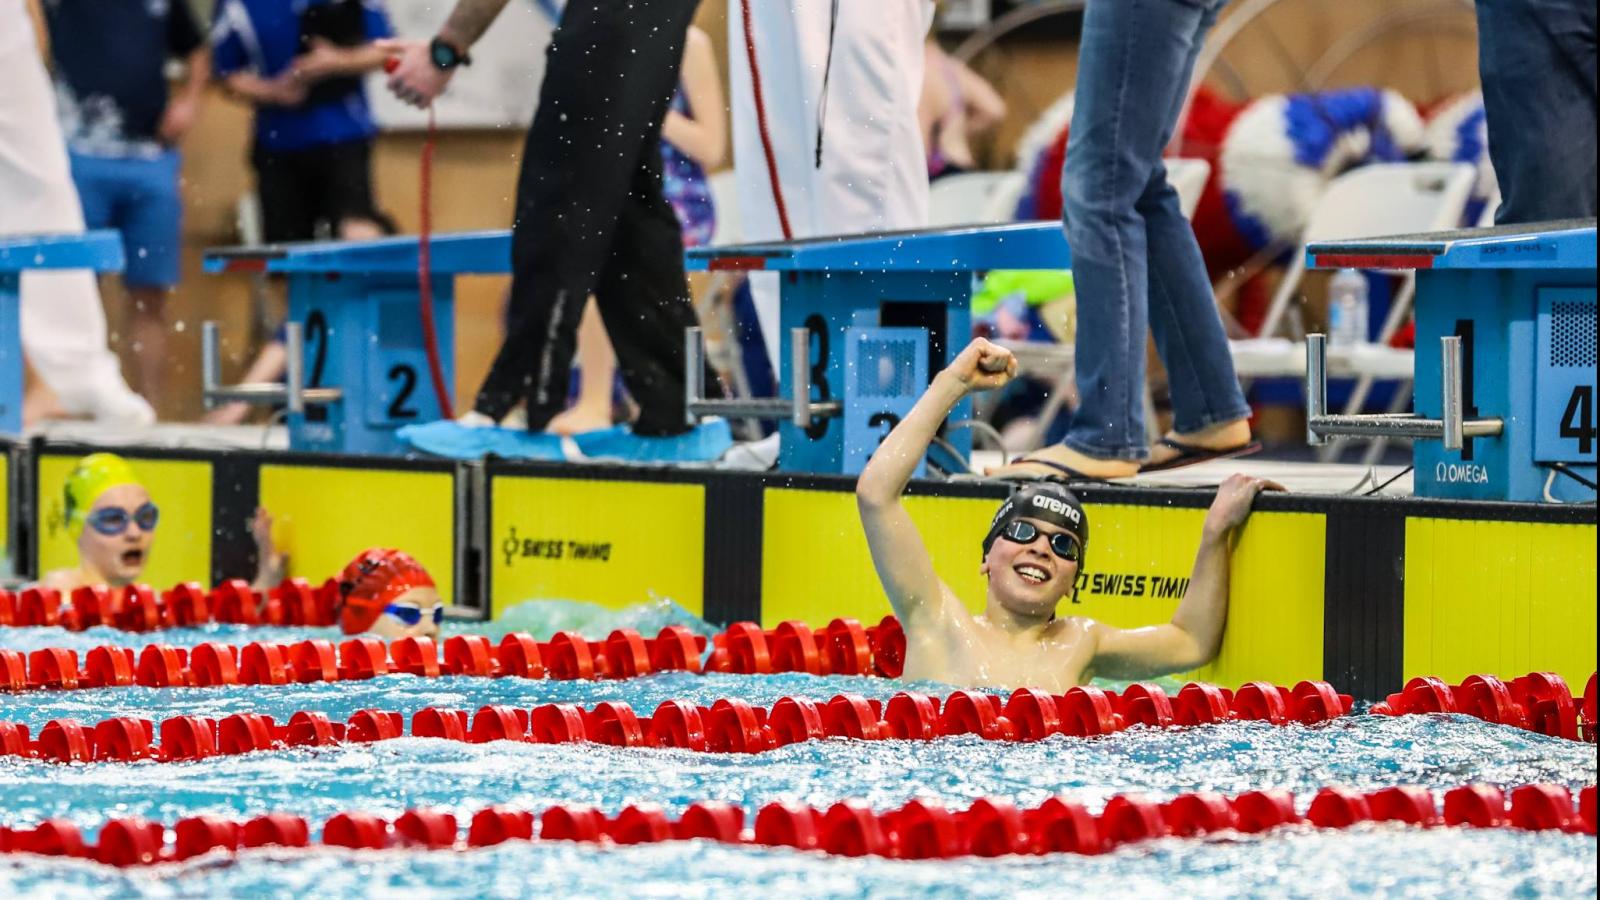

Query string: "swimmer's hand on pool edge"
[[1202, 473, 1287, 542], [249, 507, 288, 593]]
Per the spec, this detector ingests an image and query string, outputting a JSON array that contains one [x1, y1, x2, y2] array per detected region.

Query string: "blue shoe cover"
[[398, 420, 567, 461], [572, 419, 733, 463]]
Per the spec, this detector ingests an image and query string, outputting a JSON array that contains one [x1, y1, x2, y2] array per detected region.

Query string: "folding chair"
[[1245, 161, 1476, 462], [928, 171, 1030, 227]]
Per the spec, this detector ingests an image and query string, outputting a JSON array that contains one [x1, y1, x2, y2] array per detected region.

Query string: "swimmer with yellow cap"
[[41, 453, 285, 594], [42, 453, 158, 591]]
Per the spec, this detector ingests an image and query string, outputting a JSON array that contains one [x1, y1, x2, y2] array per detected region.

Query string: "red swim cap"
[[337, 548, 436, 634]]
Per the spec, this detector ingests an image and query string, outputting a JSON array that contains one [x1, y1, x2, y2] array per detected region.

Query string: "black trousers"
[[474, 0, 715, 435]]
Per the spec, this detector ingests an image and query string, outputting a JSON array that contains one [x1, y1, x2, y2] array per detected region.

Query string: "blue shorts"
[[69, 150, 183, 289]]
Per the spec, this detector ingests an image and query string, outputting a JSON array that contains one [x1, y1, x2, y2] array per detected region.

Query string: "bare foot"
[[985, 443, 1140, 480], [1145, 419, 1253, 468], [546, 403, 613, 436]]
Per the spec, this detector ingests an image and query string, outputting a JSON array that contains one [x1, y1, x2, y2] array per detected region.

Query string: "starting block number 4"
[[1536, 288, 1598, 464]]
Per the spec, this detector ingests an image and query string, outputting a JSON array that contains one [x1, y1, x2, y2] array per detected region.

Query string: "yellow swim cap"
[[64, 453, 144, 538]]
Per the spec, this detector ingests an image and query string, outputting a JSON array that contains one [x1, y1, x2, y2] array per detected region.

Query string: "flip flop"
[[1139, 438, 1263, 473]]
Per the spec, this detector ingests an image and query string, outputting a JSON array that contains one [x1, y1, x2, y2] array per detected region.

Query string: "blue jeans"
[[1476, 0, 1597, 223], [1060, 0, 1249, 461]]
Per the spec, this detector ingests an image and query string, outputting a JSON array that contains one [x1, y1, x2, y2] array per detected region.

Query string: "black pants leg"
[[593, 141, 719, 436], [473, 0, 702, 427]]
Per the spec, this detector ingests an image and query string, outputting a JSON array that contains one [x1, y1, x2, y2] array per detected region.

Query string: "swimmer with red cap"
[[856, 338, 1283, 692], [336, 548, 445, 639]]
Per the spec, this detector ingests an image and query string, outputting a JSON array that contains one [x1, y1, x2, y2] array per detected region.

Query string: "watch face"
[[430, 40, 456, 68]]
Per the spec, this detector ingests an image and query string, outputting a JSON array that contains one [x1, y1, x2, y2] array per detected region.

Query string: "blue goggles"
[[85, 502, 160, 537], [384, 603, 444, 626]]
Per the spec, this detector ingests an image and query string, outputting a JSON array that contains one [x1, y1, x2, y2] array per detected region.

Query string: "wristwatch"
[[429, 36, 472, 70]]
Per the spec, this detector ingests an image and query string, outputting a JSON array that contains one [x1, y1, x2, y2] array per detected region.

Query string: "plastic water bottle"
[[1327, 268, 1369, 346]]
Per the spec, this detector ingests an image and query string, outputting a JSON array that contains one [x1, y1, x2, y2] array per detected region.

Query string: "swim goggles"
[[85, 502, 160, 537], [999, 519, 1081, 563], [383, 603, 444, 626]]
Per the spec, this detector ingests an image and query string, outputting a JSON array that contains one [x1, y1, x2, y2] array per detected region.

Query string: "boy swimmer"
[[856, 338, 1282, 691], [42, 453, 284, 592], [335, 548, 445, 640]]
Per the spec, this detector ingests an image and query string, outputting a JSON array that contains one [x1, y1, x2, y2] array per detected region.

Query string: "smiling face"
[[980, 517, 1080, 619], [367, 585, 444, 639], [76, 483, 155, 587]]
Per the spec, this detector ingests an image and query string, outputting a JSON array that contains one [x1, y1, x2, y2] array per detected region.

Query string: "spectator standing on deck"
[[1475, 0, 1596, 222], [211, 0, 394, 245], [39, 0, 208, 415], [728, 0, 935, 377], [546, 22, 726, 436], [384, 0, 716, 439], [1, 3, 155, 426], [990, 0, 1256, 480], [203, 0, 397, 427]]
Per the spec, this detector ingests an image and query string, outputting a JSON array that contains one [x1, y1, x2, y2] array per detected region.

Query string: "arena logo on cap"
[[1031, 495, 1081, 524]]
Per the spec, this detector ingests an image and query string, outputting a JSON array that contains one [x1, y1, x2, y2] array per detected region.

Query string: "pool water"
[[3, 603, 1596, 898]]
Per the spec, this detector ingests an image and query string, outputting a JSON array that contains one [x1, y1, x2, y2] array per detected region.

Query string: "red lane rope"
[[3, 783, 1593, 867], [739, 0, 794, 241], [2, 680, 1360, 765]]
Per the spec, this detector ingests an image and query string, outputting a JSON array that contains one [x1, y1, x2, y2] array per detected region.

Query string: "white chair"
[[1165, 158, 1212, 220], [1255, 162, 1477, 342], [707, 169, 743, 246], [928, 171, 1029, 227], [1244, 161, 1474, 463]]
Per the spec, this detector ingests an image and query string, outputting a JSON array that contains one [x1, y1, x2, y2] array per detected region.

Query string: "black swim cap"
[[981, 483, 1089, 560]]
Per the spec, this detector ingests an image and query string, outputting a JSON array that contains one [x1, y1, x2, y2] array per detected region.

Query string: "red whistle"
[[383, 57, 400, 74]]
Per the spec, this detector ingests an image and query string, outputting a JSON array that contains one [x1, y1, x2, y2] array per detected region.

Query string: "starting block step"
[[688, 223, 1073, 473], [204, 232, 511, 456]]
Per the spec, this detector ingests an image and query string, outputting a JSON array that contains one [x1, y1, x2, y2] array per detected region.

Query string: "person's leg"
[[314, 139, 385, 239], [0, 42, 151, 425], [545, 297, 618, 435], [594, 163, 716, 436], [472, 0, 701, 427], [997, 0, 1221, 478], [253, 145, 319, 245], [202, 147, 316, 426], [1136, 4, 1253, 464], [1477, 0, 1597, 223], [119, 151, 185, 412]]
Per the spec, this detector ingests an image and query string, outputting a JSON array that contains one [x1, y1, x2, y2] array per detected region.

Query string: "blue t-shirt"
[[211, 0, 393, 153], [43, 0, 204, 158]]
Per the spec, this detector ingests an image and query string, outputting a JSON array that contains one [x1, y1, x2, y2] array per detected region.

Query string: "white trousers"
[[728, 0, 934, 364], [0, 15, 149, 423]]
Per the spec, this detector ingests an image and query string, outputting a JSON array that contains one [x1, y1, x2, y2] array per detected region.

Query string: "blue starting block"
[[1307, 219, 1597, 502], [204, 232, 509, 455], [686, 224, 1072, 473], [0, 231, 125, 435]]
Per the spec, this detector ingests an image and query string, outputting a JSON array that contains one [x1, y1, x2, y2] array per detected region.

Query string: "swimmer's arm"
[[856, 372, 969, 621], [1087, 531, 1233, 679], [1087, 474, 1282, 679], [857, 339, 1017, 621]]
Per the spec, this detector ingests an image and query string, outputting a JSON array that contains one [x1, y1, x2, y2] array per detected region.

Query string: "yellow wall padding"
[[490, 477, 705, 615], [1404, 517, 1597, 688]]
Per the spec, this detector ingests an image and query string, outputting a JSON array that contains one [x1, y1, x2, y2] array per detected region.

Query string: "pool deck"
[[27, 421, 1408, 496]]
